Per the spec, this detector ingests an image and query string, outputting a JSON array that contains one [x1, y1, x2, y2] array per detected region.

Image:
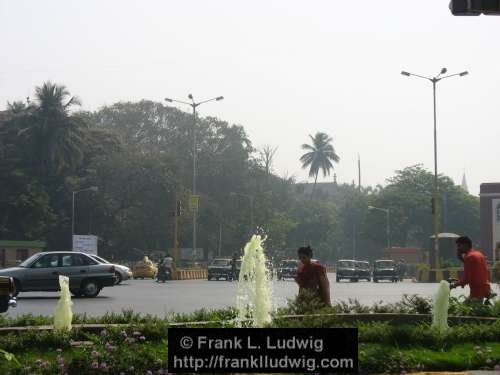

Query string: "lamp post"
[[368, 205, 391, 250], [72, 186, 98, 250], [165, 95, 223, 256], [230, 192, 254, 233], [401, 68, 468, 269]]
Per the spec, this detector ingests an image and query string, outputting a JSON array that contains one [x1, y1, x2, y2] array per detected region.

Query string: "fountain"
[[235, 235, 272, 327], [431, 280, 450, 333], [54, 275, 73, 331]]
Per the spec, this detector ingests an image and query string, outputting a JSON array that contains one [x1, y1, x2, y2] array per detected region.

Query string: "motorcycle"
[[156, 263, 171, 283]]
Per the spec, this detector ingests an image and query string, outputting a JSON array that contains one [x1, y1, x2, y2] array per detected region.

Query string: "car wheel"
[[81, 280, 101, 298], [336, 277, 340, 282], [114, 272, 122, 285], [13, 279, 21, 297], [373, 278, 378, 283], [0, 297, 9, 313]]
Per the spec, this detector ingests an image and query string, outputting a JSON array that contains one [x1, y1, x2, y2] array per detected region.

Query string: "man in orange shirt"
[[450, 236, 491, 302], [295, 246, 331, 306]]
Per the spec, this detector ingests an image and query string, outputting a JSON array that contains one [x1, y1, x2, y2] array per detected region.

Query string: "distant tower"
[[333, 173, 337, 185], [461, 173, 469, 193]]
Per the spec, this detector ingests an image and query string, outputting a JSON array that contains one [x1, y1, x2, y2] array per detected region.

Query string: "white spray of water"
[[235, 235, 272, 327], [54, 275, 73, 331], [431, 280, 450, 333]]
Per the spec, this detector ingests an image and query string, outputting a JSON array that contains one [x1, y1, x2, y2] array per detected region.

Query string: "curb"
[[0, 313, 497, 334]]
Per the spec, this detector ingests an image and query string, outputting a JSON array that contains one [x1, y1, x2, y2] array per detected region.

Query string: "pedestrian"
[[295, 246, 331, 307], [450, 236, 492, 303], [231, 252, 239, 281]]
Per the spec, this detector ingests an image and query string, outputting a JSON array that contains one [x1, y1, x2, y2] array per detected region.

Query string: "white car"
[[89, 255, 132, 285]]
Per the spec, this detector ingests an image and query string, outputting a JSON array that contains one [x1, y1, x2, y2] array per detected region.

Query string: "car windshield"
[[338, 261, 355, 268], [18, 253, 43, 267], [280, 261, 297, 268], [356, 262, 370, 270], [376, 261, 394, 268], [91, 255, 110, 264], [211, 259, 230, 266]]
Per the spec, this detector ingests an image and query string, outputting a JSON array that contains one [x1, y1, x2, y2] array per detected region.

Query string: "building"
[[0, 241, 46, 268], [479, 183, 500, 263]]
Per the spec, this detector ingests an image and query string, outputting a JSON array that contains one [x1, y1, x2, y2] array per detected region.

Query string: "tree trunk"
[[312, 172, 318, 197]]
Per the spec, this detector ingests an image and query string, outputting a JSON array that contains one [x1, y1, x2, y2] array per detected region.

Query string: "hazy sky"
[[2, 0, 499, 196]]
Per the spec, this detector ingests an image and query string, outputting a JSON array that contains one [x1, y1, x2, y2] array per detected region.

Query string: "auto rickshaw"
[[132, 256, 158, 279]]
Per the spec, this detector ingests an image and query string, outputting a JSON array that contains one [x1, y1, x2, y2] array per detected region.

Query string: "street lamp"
[[165, 94, 224, 255], [72, 186, 98, 250], [230, 192, 254, 233], [368, 205, 391, 250], [401, 68, 468, 269]]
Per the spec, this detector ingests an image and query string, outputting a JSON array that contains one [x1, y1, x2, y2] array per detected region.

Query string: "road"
[[7, 274, 498, 318]]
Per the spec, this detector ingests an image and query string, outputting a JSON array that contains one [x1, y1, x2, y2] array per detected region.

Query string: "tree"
[[363, 165, 479, 253], [18, 82, 87, 179], [0, 109, 56, 241], [300, 132, 340, 194], [259, 145, 278, 175]]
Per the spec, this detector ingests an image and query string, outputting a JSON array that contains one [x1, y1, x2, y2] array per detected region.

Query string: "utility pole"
[[401, 68, 468, 269], [165, 95, 224, 259], [218, 222, 222, 256], [358, 154, 361, 191], [172, 192, 181, 272], [352, 222, 356, 260]]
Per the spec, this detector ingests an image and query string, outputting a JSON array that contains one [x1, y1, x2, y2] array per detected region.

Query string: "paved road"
[[7, 274, 499, 318]]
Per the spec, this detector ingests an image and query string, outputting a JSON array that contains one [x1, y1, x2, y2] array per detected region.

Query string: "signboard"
[[188, 194, 199, 211], [72, 235, 98, 255]]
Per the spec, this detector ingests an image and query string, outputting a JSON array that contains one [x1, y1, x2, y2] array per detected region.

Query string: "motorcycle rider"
[[163, 253, 173, 279], [157, 253, 173, 283]]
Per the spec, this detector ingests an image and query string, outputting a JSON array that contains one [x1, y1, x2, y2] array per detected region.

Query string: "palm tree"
[[18, 82, 86, 178], [300, 132, 340, 194]]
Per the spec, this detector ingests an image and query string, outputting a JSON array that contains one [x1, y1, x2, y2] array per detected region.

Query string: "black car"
[[336, 259, 358, 282], [0, 277, 16, 313], [373, 259, 399, 282], [207, 258, 233, 280], [355, 261, 371, 281], [277, 259, 299, 280]]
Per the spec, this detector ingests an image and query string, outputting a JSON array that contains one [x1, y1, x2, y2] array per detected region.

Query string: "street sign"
[[189, 195, 199, 211], [72, 235, 98, 255]]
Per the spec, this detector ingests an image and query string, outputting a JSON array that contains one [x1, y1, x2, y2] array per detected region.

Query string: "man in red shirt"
[[295, 246, 331, 306], [450, 236, 491, 302]]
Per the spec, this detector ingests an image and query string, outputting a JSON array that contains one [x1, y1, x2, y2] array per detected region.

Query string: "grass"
[[2, 339, 499, 374], [359, 342, 500, 373]]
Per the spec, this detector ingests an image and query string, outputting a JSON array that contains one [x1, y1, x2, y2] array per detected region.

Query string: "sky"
[[1, 0, 499, 196]]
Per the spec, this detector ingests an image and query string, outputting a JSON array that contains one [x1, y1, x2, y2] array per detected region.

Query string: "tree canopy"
[[0, 83, 480, 262]]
